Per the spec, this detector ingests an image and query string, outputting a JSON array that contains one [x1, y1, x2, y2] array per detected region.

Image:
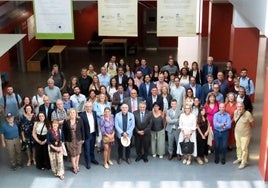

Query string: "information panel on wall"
[[157, 0, 198, 37], [98, 0, 138, 36], [33, 0, 74, 39]]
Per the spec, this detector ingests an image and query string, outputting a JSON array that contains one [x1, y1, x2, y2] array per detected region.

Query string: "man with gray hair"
[[51, 99, 67, 126], [44, 78, 61, 104]]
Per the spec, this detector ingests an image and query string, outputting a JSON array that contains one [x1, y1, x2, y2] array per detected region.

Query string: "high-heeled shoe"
[[27, 160, 31, 166]]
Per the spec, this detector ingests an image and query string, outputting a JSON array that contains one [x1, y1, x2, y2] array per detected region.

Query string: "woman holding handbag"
[[100, 107, 115, 169], [47, 120, 64, 180], [62, 108, 85, 174], [32, 112, 50, 170], [177, 104, 197, 165]]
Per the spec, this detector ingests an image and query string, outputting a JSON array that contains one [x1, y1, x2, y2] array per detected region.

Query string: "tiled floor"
[[0, 44, 267, 188]]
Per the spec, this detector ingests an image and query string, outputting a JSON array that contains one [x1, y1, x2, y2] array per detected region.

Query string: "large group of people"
[[0, 55, 255, 180]]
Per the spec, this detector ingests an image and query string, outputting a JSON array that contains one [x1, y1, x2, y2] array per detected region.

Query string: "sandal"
[[59, 175, 64, 180]]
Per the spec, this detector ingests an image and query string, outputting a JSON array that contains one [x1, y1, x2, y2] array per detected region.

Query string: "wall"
[[209, 3, 233, 61], [201, 0, 209, 37]]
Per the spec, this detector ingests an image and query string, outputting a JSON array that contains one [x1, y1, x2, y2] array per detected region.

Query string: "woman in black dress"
[[196, 107, 210, 165]]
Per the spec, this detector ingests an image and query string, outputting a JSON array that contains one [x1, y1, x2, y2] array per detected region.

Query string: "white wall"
[[229, 0, 268, 36]]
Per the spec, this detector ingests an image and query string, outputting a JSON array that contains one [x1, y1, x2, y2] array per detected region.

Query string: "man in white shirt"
[[32, 86, 45, 115]]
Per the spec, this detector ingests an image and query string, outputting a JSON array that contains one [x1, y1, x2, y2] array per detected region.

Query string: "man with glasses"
[[123, 89, 143, 113]]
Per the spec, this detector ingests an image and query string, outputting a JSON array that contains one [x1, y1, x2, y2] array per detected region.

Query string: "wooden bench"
[[27, 47, 49, 72]]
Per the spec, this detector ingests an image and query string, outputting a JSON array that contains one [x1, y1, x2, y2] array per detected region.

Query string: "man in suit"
[[133, 102, 152, 163], [80, 101, 99, 169], [213, 71, 229, 99], [114, 67, 128, 89], [202, 56, 218, 84], [112, 84, 129, 113], [236, 86, 253, 113], [139, 74, 156, 100], [39, 95, 55, 121], [184, 76, 202, 100], [201, 74, 214, 104], [123, 89, 144, 113], [115, 104, 135, 164], [146, 86, 163, 111], [166, 99, 182, 160]]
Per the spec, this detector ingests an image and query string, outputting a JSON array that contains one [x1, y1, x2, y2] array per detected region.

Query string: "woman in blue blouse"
[[100, 107, 115, 169]]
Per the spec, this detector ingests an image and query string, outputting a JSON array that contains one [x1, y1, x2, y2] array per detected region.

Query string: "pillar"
[[208, 2, 233, 61], [229, 9, 259, 101]]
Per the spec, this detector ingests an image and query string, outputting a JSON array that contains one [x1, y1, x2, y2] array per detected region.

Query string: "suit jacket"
[[114, 75, 128, 89], [202, 64, 218, 83], [201, 83, 213, 104], [165, 108, 182, 133], [112, 91, 129, 106], [39, 103, 55, 121], [62, 118, 85, 142], [123, 97, 144, 112], [133, 110, 152, 135], [184, 84, 202, 100], [80, 110, 99, 139], [115, 112, 135, 139], [146, 95, 163, 111], [139, 82, 156, 100]]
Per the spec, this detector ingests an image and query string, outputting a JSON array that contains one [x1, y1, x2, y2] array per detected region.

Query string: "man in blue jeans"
[[213, 103, 232, 164]]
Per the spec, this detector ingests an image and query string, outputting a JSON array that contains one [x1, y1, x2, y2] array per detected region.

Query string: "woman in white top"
[[32, 112, 50, 170], [107, 77, 118, 101], [177, 104, 197, 165], [179, 68, 190, 87]]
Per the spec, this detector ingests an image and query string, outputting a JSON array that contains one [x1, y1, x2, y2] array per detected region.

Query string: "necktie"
[[141, 112, 144, 122], [209, 84, 212, 91]]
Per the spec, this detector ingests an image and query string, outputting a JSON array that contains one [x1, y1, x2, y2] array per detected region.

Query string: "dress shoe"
[[104, 163, 109, 169], [204, 156, 209, 163], [215, 159, 219, 164], [108, 160, 113, 165], [135, 156, 142, 162], [86, 163, 91, 169], [117, 158, 122, 165], [91, 159, 99, 165], [126, 158, 131, 164], [177, 155, 182, 161], [168, 154, 173, 160], [233, 159, 242, 164], [143, 157, 148, 163], [221, 159, 226, 165]]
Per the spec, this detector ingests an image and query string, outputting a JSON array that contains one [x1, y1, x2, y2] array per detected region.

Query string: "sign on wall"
[[157, 0, 199, 37], [33, 0, 74, 39], [98, 0, 138, 36]]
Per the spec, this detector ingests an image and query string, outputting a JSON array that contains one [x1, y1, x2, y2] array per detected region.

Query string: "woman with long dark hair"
[[32, 112, 51, 170]]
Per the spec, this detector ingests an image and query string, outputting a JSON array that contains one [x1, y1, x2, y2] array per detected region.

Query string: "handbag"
[[102, 135, 114, 143], [61, 142, 68, 156], [180, 139, 194, 154]]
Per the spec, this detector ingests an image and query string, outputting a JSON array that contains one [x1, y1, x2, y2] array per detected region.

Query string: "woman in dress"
[[107, 61, 117, 77], [151, 65, 160, 83], [179, 67, 190, 87], [19, 96, 32, 118], [183, 88, 195, 109], [20, 104, 36, 166], [32, 112, 51, 170], [93, 93, 111, 152], [62, 108, 85, 174], [99, 85, 111, 103], [89, 75, 101, 95], [189, 61, 202, 85], [47, 120, 64, 180], [225, 92, 237, 150], [204, 92, 219, 131], [196, 107, 209, 165], [66, 76, 79, 95], [100, 107, 115, 169], [150, 102, 166, 158], [163, 70, 170, 84], [192, 97, 201, 117], [107, 77, 118, 102], [227, 70, 235, 93], [177, 104, 197, 165], [133, 58, 140, 74]]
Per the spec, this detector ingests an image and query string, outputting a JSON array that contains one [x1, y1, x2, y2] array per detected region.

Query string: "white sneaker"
[[159, 155, 163, 159], [183, 159, 187, 164], [152, 154, 156, 158], [238, 163, 246, 169], [186, 160, 191, 165]]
